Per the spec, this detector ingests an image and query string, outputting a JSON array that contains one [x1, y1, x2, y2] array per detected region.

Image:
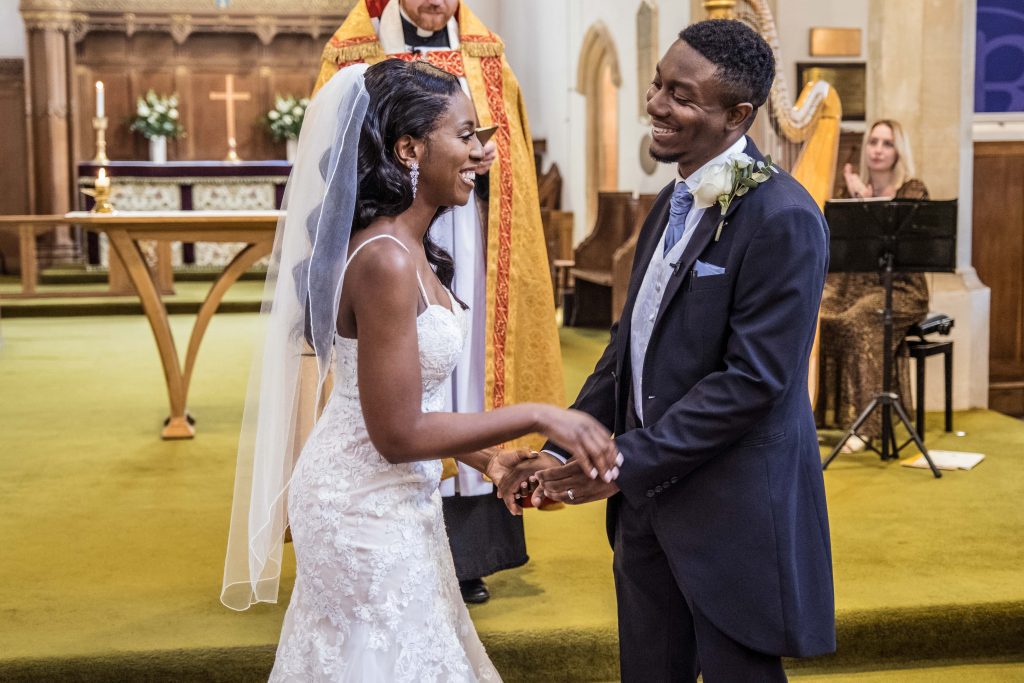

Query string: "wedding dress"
[[269, 234, 500, 682]]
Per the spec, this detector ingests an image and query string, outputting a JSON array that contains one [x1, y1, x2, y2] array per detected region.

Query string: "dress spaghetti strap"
[[346, 234, 431, 306]]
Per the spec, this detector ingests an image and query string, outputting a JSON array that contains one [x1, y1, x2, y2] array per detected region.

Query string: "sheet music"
[[901, 450, 985, 471]]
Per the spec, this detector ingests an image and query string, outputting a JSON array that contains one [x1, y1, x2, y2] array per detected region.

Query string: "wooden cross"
[[209, 74, 251, 162]]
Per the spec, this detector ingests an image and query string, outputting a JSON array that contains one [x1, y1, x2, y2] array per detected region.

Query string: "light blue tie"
[[663, 183, 695, 255]]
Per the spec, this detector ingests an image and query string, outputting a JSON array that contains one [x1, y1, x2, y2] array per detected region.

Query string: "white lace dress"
[[269, 235, 501, 682]]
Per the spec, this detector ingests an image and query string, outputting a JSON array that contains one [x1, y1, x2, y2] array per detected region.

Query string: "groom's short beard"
[[649, 148, 682, 164]]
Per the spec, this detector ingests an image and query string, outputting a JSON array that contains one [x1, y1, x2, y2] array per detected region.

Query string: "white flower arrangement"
[[130, 90, 184, 140], [692, 151, 780, 241], [265, 95, 310, 141]]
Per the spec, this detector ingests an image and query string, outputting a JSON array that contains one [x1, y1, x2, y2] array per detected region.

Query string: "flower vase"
[[149, 136, 167, 163], [286, 138, 298, 163]]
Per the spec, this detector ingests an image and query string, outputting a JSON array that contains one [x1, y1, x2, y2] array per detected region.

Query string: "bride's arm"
[[346, 241, 615, 477], [454, 448, 498, 474]]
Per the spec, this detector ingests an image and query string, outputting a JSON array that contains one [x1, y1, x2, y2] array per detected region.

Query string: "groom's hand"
[[533, 459, 619, 506], [485, 448, 540, 514], [495, 451, 563, 514], [484, 447, 532, 490]]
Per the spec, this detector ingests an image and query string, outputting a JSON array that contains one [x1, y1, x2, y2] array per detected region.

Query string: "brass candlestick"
[[81, 173, 115, 214], [92, 116, 110, 164]]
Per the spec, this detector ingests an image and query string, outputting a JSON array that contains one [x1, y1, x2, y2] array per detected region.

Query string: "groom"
[[519, 19, 836, 681]]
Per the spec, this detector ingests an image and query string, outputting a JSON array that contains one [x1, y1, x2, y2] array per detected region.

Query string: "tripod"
[[818, 197, 957, 479], [821, 249, 941, 477]]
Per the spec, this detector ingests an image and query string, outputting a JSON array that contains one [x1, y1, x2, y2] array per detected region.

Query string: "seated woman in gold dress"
[[818, 119, 930, 452]]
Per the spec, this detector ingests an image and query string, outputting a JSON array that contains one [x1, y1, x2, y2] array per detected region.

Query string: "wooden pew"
[[569, 191, 637, 327], [538, 162, 573, 304], [541, 208, 574, 305], [537, 162, 563, 211], [611, 193, 659, 321]]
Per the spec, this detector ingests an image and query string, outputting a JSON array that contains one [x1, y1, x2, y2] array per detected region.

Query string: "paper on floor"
[[901, 450, 985, 471]]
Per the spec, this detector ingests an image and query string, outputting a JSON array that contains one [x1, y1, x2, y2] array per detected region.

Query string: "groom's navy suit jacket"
[[551, 139, 835, 658]]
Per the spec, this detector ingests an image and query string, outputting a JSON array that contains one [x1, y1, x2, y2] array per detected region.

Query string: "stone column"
[[868, 0, 988, 410], [22, 8, 78, 264]]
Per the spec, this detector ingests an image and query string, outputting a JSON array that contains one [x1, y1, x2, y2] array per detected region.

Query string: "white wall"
[[489, 0, 691, 240], [486, 0, 870, 241], [465, 0, 501, 36], [774, 0, 868, 99], [0, 0, 25, 57]]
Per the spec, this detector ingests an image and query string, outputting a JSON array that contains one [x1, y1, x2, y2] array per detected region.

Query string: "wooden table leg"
[[181, 241, 272, 397], [156, 241, 175, 295], [18, 224, 37, 296], [107, 229, 194, 440], [107, 247, 134, 295]]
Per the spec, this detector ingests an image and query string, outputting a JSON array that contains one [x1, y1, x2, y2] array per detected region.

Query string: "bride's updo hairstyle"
[[355, 59, 465, 294]]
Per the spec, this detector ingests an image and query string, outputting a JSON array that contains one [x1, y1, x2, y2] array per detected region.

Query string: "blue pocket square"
[[694, 259, 726, 277]]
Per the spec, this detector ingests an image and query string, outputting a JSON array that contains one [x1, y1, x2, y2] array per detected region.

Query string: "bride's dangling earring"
[[410, 161, 420, 199]]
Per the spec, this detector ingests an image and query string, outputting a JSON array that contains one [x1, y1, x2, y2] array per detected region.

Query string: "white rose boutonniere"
[[692, 162, 735, 210], [695, 151, 781, 241]]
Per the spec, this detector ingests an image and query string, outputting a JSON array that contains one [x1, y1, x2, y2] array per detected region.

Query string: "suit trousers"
[[612, 496, 788, 682]]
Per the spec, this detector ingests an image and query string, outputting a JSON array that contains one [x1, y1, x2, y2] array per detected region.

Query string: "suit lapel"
[[652, 204, 721, 330], [615, 185, 673, 371]]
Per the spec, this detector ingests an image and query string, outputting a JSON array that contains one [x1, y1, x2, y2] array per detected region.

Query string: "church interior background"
[[1, 0, 1023, 680]]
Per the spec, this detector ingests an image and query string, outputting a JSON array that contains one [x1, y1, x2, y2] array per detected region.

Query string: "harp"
[[704, 0, 842, 404]]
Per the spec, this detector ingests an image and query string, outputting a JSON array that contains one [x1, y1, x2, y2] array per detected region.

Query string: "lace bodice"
[[314, 279, 468, 493], [332, 298, 468, 412]]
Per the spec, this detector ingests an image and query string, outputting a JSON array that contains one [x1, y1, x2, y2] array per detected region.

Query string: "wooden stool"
[[905, 314, 955, 440]]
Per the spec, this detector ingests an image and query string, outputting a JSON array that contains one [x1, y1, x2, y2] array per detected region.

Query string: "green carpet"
[[0, 315, 1022, 681], [791, 660, 1024, 681]]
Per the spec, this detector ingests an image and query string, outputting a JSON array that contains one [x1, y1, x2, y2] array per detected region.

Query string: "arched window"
[[636, 1, 659, 118], [577, 23, 622, 225]]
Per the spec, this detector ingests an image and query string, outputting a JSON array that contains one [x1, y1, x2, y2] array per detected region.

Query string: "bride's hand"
[[536, 406, 618, 482]]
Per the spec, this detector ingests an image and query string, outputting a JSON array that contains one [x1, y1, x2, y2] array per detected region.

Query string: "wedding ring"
[[567, 489, 575, 501]]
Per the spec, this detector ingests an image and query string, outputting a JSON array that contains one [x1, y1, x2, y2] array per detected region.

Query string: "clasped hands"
[[485, 442, 621, 515]]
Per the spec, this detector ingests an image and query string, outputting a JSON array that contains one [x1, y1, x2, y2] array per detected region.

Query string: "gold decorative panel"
[[809, 28, 862, 57]]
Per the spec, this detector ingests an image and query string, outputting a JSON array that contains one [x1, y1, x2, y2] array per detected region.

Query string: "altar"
[[77, 160, 290, 269]]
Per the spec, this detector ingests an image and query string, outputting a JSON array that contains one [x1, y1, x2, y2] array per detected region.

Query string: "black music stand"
[[821, 198, 957, 478]]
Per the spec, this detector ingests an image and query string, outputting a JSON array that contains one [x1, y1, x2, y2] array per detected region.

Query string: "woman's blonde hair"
[[859, 119, 916, 191]]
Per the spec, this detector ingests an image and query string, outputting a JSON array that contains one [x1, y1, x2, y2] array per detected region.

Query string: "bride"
[[220, 59, 617, 681]]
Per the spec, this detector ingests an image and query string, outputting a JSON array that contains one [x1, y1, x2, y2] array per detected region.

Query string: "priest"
[[314, 0, 564, 605]]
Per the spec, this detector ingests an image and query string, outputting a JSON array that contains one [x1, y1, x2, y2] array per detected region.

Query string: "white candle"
[[95, 81, 105, 119], [96, 167, 110, 189]]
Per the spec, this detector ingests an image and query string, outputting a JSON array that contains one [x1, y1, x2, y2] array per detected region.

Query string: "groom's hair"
[[679, 20, 775, 114]]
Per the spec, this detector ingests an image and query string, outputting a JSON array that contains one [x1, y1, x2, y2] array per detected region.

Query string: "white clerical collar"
[[678, 136, 748, 190], [398, 4, 434, 37], [379, 0, 460, 53]]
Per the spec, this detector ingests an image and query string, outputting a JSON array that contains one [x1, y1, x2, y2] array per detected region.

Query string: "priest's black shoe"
[[459, 578, 490, 604]]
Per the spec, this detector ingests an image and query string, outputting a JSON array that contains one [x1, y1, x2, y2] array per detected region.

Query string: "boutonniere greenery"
[[692, 152, 781, 241]]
